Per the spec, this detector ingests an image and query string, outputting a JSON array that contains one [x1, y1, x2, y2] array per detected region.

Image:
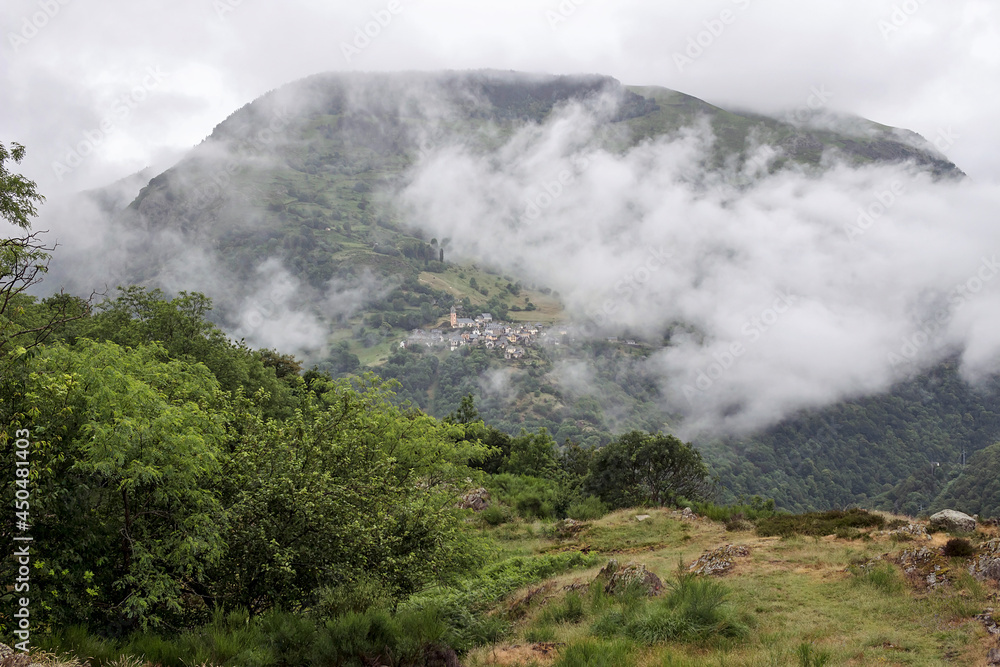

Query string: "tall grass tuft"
[[851, 562, 904, 595], [554, 638, 635, 667], [591, 567, 750, 645], [796, 642, 832, 666], [542, 591, 586, 624]]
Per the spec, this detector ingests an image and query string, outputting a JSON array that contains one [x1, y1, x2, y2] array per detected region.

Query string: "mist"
[[400, 95, 1000, 436]]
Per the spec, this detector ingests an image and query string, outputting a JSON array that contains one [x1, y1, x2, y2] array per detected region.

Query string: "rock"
[[895, 546, 953, 589], [689, 545, 751, 576], [635, 514, 652, 522], [975, 608, 1000, 637], [988, 647, 1000, 665], [929, 509, 977, 533], [880, 523, 932, 541], [423, 643, 462, 667], [597, 558, 663, 596], [457, 488, 490, 512], [970, 539, 1000, 582], [555, 518, 587, 538], [681, 507, 697, 520]]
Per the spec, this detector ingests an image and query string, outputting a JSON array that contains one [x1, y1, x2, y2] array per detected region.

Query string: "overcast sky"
[[2, 0, 999, 196]]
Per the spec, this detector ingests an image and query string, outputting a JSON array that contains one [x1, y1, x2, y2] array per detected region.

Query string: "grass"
[[465, 507, 995, 666]]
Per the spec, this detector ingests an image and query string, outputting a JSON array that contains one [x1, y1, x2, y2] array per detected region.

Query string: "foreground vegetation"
[[3, 131, 1000, 665]]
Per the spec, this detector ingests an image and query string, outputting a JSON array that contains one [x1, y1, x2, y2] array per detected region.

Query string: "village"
[[401, 306, 546, 359]]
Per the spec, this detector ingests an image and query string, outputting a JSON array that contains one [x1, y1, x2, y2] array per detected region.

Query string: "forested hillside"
[[37, 70, 986, 517]]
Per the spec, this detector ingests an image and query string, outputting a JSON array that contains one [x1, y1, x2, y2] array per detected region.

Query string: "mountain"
[[46, 69, 988, 513]]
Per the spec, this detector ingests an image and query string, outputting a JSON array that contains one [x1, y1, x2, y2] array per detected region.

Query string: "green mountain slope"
[[704, 359, 1000, 513], [73, 69, 981, 512]]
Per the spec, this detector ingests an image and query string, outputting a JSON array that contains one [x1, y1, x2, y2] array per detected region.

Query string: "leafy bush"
[[313, 572, 395, 617], [585, 432, 712, 508], [567, 496, 609, 521], [942, 537, 976, 558], [756, 509, 884, 538], [488, 473, 564, 519], [480, 504, 514, 527]]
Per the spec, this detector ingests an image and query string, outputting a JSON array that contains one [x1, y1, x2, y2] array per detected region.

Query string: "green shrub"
[[554, 638, 635, 667], [942, 537, 976, 558], [480, 504, 514, 527], [568, 496, 609, 521], [756, 509, 884, 537], [488, 474, 562, 520], [690, 496, 776, 523], [313, 572, 395, 617], [834, 526, 863, 540]]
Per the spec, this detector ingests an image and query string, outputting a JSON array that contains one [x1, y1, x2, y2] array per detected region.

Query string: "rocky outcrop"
[[929, 509, 976, 533], [597, 559, 662, 596], [689, 545, 750, 576], [970, 539, 1000, 582], [457, 488, 490, 511], [880, 523, 932, 541]]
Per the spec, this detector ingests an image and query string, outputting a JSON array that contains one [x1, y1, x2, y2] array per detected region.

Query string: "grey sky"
[[2, 0, 998, 195]]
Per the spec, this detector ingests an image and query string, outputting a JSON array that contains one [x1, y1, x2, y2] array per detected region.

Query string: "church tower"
[[450, 306, 457, 328]]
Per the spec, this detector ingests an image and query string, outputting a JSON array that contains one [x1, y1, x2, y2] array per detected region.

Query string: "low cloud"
[[400, 96, 1000, 436]]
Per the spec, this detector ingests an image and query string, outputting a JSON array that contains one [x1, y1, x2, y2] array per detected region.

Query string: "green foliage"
[[586, 431, 713, 509], [0, 141, 62, 366], [930, 441, 1000, 518], [83, 287, 299, 419], [690, 496, 776, 523], [709, 362, 1000, 513], [404, 551, 598, 650], [755, 508, 885, 538], [43, 607, 455, 667], [524, 624, 557, 642], [567, 496, 609, 521], [0, 141, 44, 230], [211, 373, 490, 613], [19, 339, 226, 630], [479, 504, 514, 527], [501, 428, 559, 478], [488, 473, 564, 520]]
